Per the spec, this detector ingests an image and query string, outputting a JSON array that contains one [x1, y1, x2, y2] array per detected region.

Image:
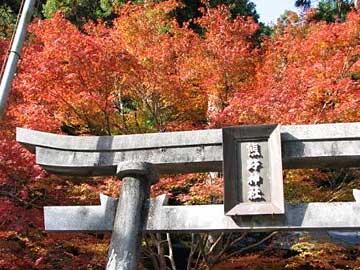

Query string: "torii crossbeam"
[[16, 122, 360, 270]]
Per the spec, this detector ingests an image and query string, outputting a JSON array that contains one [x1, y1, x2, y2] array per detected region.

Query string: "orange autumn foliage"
[[216, 11, 360, 126], [1, 2, 360, 269], [11, 2, 260, 134]]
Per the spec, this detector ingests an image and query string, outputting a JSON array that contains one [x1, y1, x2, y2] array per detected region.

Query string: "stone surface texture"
[[44, 195, 360, 232], [16, 122, 360, 176], [223, 124, 284, 216], [106, 162, 158, 270]]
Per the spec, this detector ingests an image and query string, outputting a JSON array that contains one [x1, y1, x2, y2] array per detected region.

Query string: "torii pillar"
[[106, 162, 159, 270]]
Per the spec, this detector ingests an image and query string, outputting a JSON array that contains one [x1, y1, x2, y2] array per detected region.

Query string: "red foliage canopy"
[[216, 11, 360, 126]]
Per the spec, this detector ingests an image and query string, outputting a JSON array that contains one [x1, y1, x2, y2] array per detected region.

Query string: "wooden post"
[[106, 162, 159, 270]]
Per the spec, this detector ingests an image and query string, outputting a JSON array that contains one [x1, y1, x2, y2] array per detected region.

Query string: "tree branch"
[[222, 232, 278, 262]]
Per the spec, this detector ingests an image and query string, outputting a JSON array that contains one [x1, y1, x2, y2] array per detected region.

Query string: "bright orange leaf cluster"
[[216, 11, 360, 126]]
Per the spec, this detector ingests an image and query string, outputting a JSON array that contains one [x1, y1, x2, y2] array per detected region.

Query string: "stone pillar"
[[106, 162, 159, 270]]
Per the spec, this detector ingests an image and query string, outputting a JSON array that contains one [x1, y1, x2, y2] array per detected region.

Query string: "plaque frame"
[[223, 124, 284, 216]]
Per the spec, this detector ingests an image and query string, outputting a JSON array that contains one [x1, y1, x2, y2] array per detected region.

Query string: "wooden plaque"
[[223, 124, 284, 216]]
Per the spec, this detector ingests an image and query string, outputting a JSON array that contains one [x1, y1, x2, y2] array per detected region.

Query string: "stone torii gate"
[[16, 122, 360, 270]]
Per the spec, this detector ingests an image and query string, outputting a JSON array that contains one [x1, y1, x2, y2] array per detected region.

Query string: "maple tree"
[[215, 10, 360, 126], [1, 1, 360, 269], [191, 5, 259, 122], [0, 5, 251, 268]]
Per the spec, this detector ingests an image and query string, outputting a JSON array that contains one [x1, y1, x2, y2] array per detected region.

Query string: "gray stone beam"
[[35, 145, 222, 175], [16, 122, 360, 176], [16, 127, 222, 152], [44, 194, 168, 232], [44, 194, 360, 232]]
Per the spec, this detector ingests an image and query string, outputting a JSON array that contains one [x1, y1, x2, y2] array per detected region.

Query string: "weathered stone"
[[116, 161, 159, 184], [44, 195, 360, 232], [16, 122, 360, 176], [106, 162, 158, 270], [44, 194, 167, 232], [223, 124, 284, 216], [15, 122, 360, 270]]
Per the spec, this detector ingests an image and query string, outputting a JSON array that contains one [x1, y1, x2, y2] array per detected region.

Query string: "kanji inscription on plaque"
[[247, 143, 264, 201]]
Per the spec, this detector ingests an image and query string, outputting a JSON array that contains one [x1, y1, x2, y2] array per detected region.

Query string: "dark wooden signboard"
[[223, 124, 284, 216]]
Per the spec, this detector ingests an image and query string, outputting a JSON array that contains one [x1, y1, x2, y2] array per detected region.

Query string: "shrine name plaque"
[[223, 124, 284, 216]]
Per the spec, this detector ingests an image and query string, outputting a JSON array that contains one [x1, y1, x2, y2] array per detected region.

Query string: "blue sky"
[[251, 0, 298, 25]]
